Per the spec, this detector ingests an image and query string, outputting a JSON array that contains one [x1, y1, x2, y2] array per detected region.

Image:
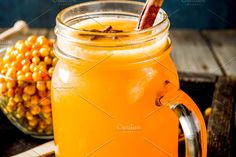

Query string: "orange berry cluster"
[[0, 35, 57, 134]]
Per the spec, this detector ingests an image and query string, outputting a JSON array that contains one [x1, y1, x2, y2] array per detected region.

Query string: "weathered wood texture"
[[207, 76, 236, 157], [202, 30, 236, 76], [170, 30, 222, 76], [170, 30, 222, 75]]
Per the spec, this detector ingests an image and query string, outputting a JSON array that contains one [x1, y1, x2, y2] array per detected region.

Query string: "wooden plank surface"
[[170, 30, 222, 76], [202, 30, 236, 76], [207, 76, 236, 157]]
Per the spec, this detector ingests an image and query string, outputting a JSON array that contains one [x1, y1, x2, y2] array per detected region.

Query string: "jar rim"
[[56, 0, 169, 39]]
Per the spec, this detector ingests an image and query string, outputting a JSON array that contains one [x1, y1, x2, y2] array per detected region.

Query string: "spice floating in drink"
[[78, 25, 128, 40]]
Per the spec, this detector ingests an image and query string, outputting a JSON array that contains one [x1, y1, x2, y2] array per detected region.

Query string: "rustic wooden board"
[[207, 76, 236, 157], [170, 30, 222, 76], [202, 30, 236, 76]]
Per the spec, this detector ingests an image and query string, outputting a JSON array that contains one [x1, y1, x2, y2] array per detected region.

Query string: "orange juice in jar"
[[52, 1, 207, 157]]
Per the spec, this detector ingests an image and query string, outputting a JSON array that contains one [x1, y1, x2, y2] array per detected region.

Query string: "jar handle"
[[159, 82, 207, 157]]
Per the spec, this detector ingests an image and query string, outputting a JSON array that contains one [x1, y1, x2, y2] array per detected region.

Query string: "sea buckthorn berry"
[[32, 43, 41, 50], [26, 111, 34, 121], [15, 113, 25, 119], [32, 56, 40, 64], [50, 50, 55, 58], [39, 70, 48, 79], [7, 88, 15, 97], [15, 40, 24, 49], [39, 120, 47, 129], [14, 94, 23, 103], [16, 42, 29, 53], [25, 72, 33, 80], [39, 47, 49, 57], [4, 63, 10, 69], [29, 119, 38, 127], [38, 91, 47, 98], [48, 67, 54, 77], [37, 128, 43, 133], [27, 126, 33, 131], [33, 66, 39, 72], [31, 95, 40, 105], [27, 35, 37, 44], [17, 80, 26, 87], [29, 64, 35, 72], [37, 81, 46, 91], [39, 62, 47, 68], [6, 69, 17, 78], [0, 82, 7, 93], [6, 47, 14, 55], [24, 85, 36, 95], [46, 81, 51, 90], [45, 126, 53, 134], [42, 105, 51, 113], [25, 40, 33, 47], [52, 58, 58, 66], [1, 69, 7, 74], [32, 50, 39, 56], [16, 54, 24, 62], [30, 105, 41, 115], [42, 112, 51, 119], [6, 105, 14, 113], [17, 75, 26, 81], [48, 39, 54, 47], [7, 100, 16, 110], [6, 80, 16, 88], [32, 72, 42, 81], [40, 97, 51, 106], [21, 59, 30, 66], [11, 61, 19, 68], [22, 93, 30, 101], [204, 107, 212, 117], [24, 101, 32, 108], [22, 65, 30, 73], [0, 78, 4, 82], [16, 70, 24, 76], [44, 56, 52, 65], [38, 64, 47, 73], [37, 36, 48, 46], [15, 87, 23, 95], [8, 54, 16, 61], [3, 55, 10, 62], [45, 117, 52, 125], [25, 51, 33, 59]]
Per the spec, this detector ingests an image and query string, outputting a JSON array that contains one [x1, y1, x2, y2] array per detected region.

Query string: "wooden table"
[[0, 29, 235, 157]]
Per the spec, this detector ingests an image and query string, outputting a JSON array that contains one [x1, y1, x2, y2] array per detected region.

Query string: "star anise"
[[78, 26, 128, 40]]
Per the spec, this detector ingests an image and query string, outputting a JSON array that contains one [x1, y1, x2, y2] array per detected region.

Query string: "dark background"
[[0, 0, 236, 29]]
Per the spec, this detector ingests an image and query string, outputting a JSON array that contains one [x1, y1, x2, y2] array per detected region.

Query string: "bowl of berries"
[[0, 35, 57, 139]]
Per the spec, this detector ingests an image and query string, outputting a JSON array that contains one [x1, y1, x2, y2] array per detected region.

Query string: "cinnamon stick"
[[137, 0, 164, 30]]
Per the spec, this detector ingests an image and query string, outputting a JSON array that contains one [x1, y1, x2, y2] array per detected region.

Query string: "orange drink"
[[52, 1, 207, 157]]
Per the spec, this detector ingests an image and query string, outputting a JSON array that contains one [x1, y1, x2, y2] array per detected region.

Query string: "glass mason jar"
[[53, 1, 207, 157]]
